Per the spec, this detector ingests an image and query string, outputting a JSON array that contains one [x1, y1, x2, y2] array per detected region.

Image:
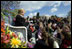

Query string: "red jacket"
[[30, 25, 34, 32], [61, 39, 71, 48]]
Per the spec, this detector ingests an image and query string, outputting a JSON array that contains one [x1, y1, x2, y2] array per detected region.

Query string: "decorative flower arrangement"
[[1, 20, 10, 48], [1, 20, 27, 48]]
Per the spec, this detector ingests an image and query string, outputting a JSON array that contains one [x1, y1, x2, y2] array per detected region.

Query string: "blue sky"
[[19, 1, 71, 18]]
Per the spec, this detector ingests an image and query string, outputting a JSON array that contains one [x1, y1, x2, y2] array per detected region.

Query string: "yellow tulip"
[[10, 37, 21, 48]]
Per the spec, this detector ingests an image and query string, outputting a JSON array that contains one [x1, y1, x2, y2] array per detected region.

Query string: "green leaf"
[[6, 26, 9, 34], [1, 12, 5, 20]]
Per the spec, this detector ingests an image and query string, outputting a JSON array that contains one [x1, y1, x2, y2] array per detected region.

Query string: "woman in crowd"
[[47, 21, 54, 34], [60, 25, 71, 48], [37, 22, 44, 40]]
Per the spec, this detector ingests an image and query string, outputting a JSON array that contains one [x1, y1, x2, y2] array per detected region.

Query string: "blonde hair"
[[18, 8, 26, 14], [41, 28, 49, 46]]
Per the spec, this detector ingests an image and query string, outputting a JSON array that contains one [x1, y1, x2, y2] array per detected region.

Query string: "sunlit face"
[[48, 22, 52, 28], [21, 10, 25, 16]]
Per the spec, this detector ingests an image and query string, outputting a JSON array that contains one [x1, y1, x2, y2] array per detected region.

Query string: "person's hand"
[[38, 34, 42, 39], [57, 28, 62, 34], [25, 19, 27, 22], [29, 38, 33, 42], [36, 38, 39, 41]]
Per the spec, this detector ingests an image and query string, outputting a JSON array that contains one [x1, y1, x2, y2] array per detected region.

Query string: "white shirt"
[[53, 30, 57, 37], [53, 41, 59, 48]]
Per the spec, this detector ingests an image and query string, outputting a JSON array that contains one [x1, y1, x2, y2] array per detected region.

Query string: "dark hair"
[[57, 22, 63, 29], [48, 19, 52, 24]]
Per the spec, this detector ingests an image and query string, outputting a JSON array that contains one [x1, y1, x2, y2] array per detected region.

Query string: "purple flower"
[[27, 42, 33, 48]]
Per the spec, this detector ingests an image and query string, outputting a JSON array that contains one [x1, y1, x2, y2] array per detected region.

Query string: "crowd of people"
[[12, 9, 71, 48]]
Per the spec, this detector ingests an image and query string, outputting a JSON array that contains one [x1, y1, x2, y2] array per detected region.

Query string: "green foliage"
[[1, 8, 19, 18], [1, 12, 5, 20], [11, 9, 18, 17]]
